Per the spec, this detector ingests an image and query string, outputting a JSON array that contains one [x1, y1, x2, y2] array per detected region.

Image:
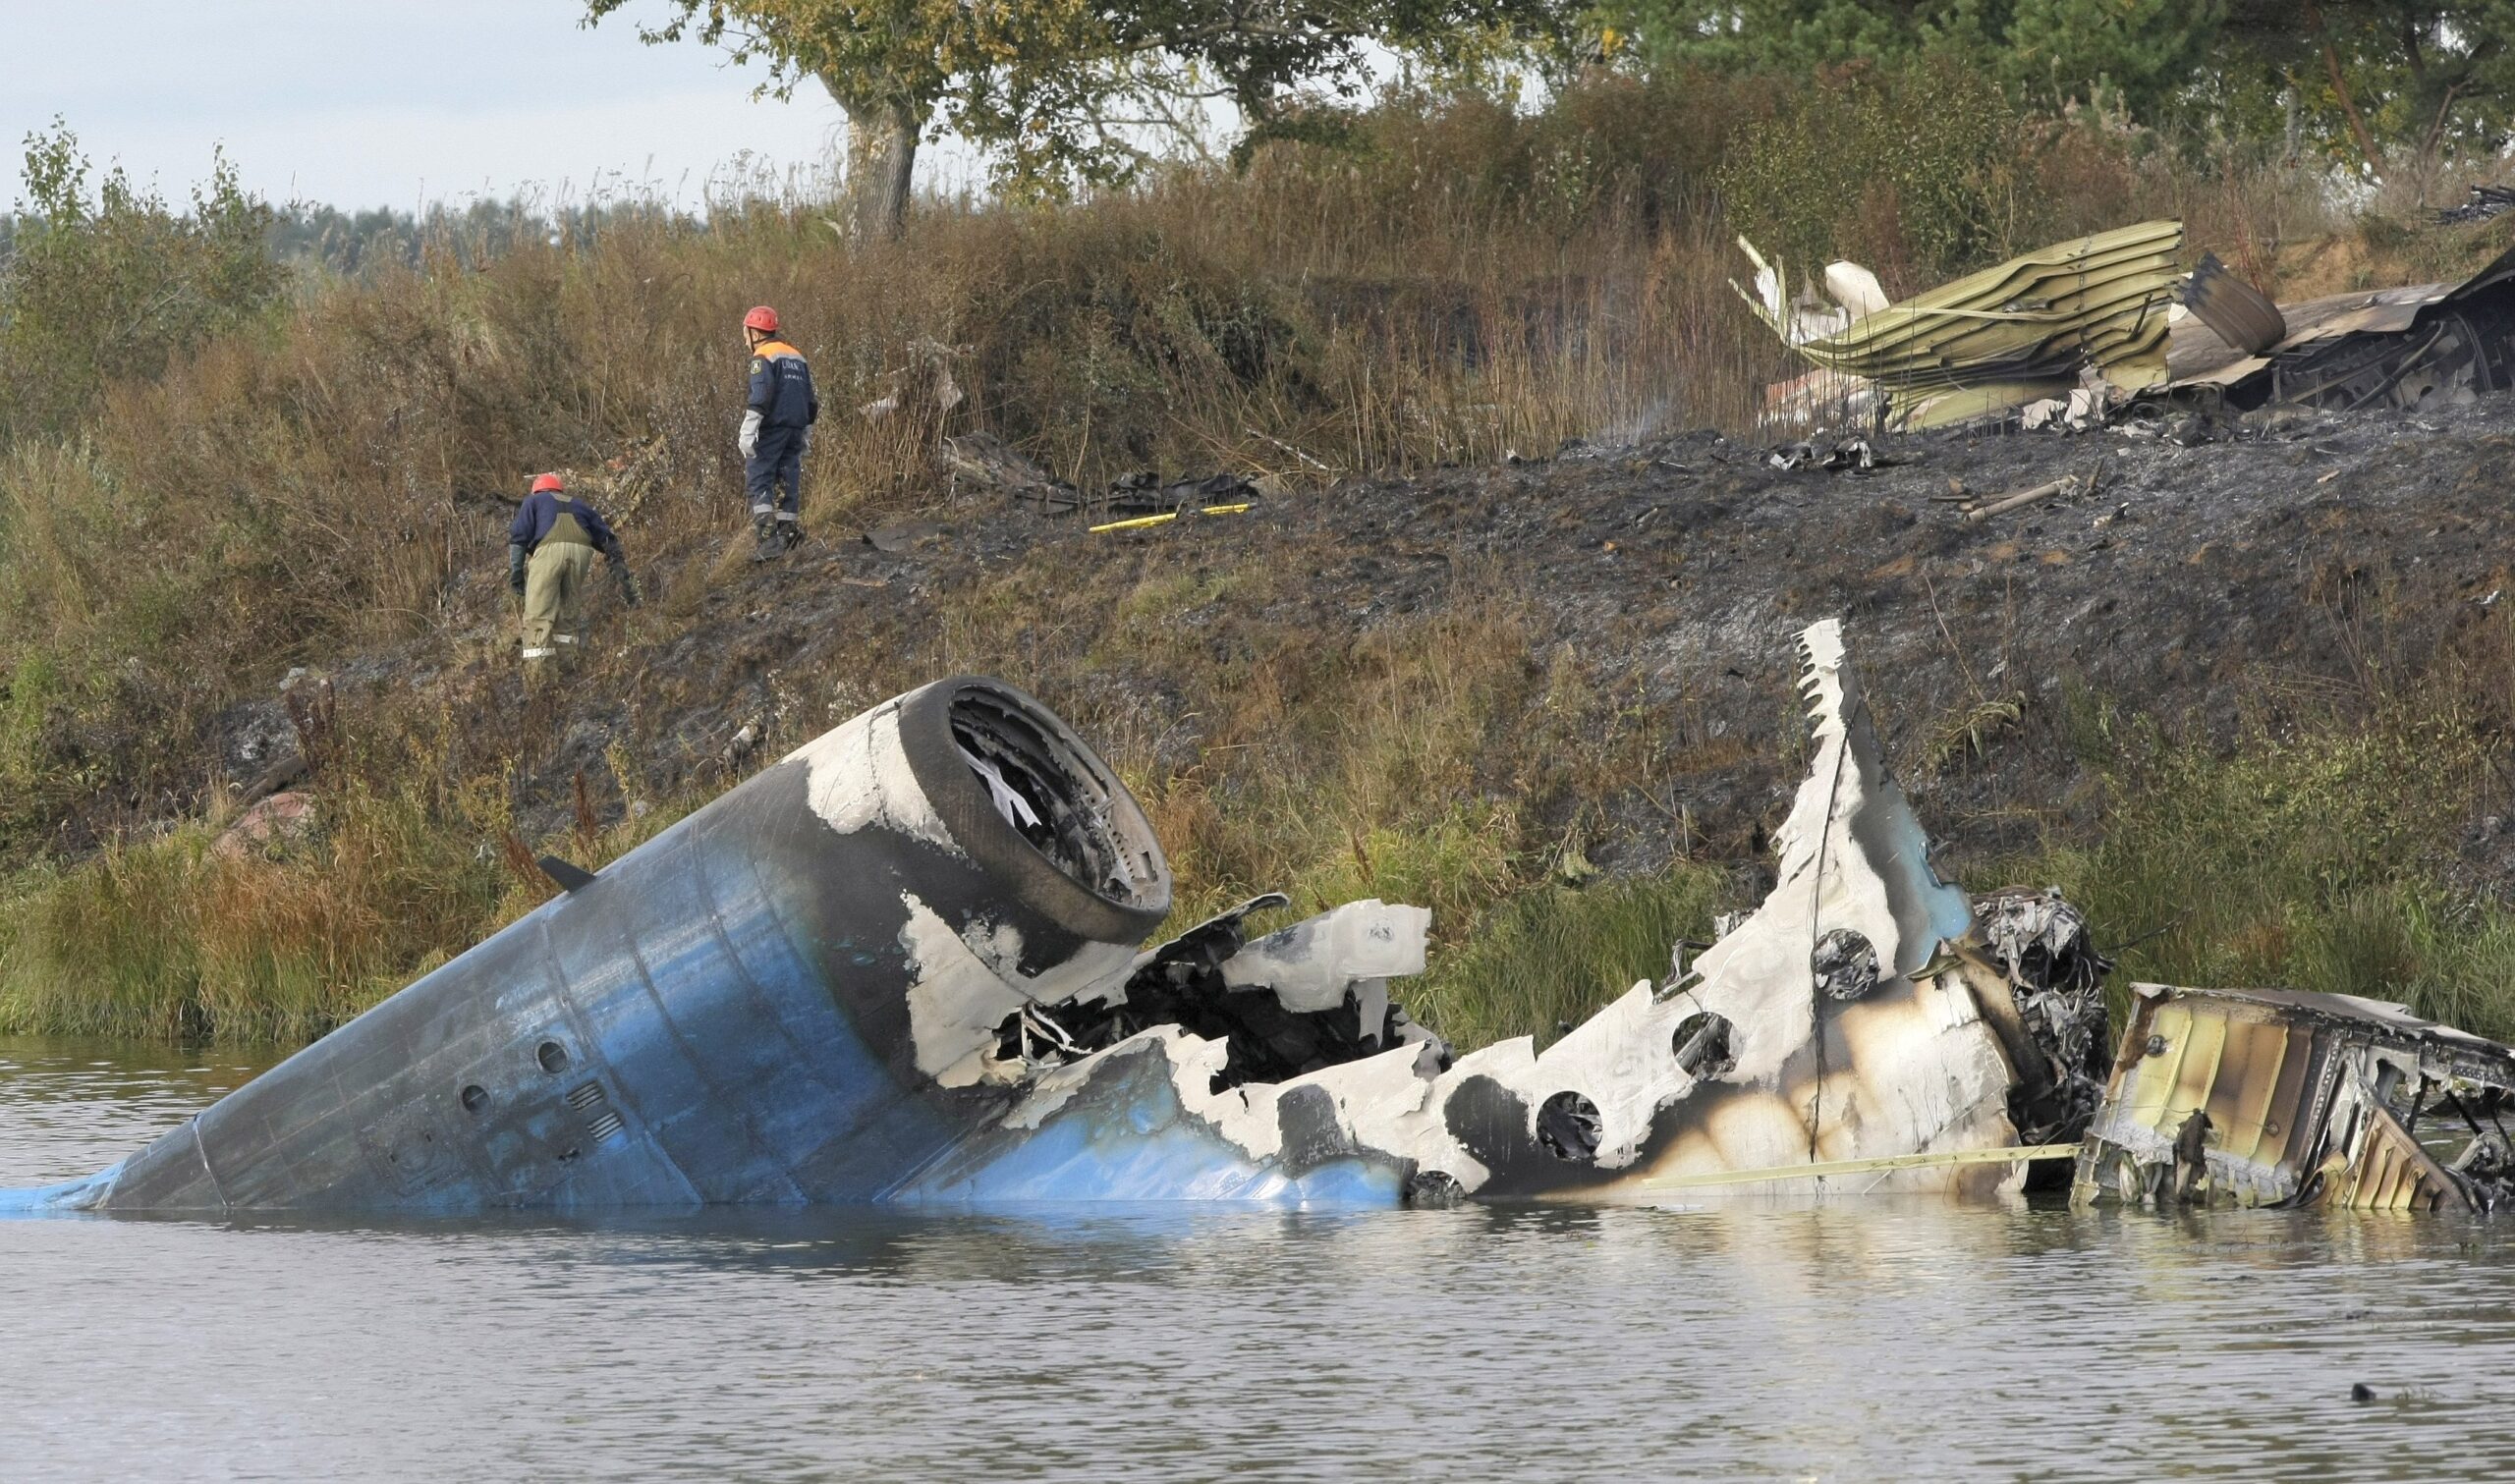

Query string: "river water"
[[4, 1036, 2513, 1482]]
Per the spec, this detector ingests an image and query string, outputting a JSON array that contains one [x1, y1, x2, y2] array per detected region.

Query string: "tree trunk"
[[821, 76, 922, 244], [2303, 3, 2384, 177]]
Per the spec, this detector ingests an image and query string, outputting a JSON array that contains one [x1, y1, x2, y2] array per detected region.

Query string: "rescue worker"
[[739, 304, 817, 557], [508, 472, 637, 685]]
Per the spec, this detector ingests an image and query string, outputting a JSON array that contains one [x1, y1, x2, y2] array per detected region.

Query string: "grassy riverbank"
[[8, 75, 2515, 1048]]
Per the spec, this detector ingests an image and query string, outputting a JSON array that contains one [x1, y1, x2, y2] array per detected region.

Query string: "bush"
[[1717, 58, 2053, 294], [0, 122, 284, 443], [1998, 689, 2515, 1040]]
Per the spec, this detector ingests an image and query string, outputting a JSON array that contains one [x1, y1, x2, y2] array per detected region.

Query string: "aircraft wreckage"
[[1740, 218, 2515, 433], [8, 621, 2514, 1214]]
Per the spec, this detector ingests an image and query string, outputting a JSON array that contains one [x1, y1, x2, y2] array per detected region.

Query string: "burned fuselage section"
[[14, 620, 2128, 1214], [887, 618, 2085, 1206], [2074, 983, 2515, 1214]]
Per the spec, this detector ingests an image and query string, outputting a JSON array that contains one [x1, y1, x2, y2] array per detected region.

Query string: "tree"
[[2214, 1, 2515, 184], [586, 0, 1570, 240], [1627, 1, 2515, 190], [1622, 1, 2225, 124], [0, 122, 284, 443]]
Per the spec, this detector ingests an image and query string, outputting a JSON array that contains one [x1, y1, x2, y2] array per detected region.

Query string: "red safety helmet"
[[530, 472, 565, 494], [743, 304, 780, 334]]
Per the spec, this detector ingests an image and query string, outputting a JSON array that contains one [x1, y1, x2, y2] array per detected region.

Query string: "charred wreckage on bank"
[[1741, 217, 2515, 437], [9, 623, 2515, 1217]]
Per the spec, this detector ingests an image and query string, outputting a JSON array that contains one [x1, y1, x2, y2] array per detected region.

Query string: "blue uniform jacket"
[[747, 339, 818, 430], [510, 491, 623, 559]]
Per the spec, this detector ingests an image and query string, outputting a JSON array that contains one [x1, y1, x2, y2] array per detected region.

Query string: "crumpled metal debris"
[[2018, 387, 2111, 433], [938, 431, 1082, 512], [934, 435, 1267, 524], [930, 618, 2054, 1205], [1972, 888, 2112, 1148], [2075, 983, 2515, 1213], [1747, 217, 2515, 434], [1738, 221, 2185, 432], [2437, 185, 2515, 225], [2167, 239, 2515, 416], [859, 338, 966, 421], [1767, 437, 1885, 472], [2181, 253, 2286, 355], [1105, 470, 1258, 517]]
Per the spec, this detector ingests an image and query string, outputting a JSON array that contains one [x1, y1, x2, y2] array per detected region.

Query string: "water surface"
[[4, 1036, 2511, 1481]]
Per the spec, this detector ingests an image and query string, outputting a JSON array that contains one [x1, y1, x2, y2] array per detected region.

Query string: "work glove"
[[739, 409, 761, 461], [507, 542, 528, 598], [615, 564, 642, 609], [801, 424, 813, 458]]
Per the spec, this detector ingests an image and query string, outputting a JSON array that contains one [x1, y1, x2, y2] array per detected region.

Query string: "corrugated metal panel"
[[2335, 1104, 2466, 1213], [1746, 221, 2187, 428]]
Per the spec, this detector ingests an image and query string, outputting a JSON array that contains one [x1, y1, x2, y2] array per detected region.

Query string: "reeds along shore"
[[7, 75, 2515, 1046]]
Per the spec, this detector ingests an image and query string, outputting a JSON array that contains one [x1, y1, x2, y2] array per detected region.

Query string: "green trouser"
[[520, 540, 595, 685]]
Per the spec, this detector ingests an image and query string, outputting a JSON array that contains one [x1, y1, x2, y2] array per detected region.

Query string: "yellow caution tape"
[[1089, 503, 1254, 534], [1637, 1142, 2081, 1190]]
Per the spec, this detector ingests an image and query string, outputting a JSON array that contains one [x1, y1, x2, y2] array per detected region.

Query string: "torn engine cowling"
[[16, 622, 2099, 1213]]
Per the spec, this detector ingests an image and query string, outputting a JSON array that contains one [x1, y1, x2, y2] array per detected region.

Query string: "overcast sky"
[[0, 1, 955, 213]]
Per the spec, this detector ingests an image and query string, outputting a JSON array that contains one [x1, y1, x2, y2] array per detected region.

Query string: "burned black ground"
[[414, 399, 2515, 865]]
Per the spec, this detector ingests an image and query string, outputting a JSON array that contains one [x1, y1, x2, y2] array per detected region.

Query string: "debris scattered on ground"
[[1736, 221, 2184, 431], [1105, 470, 1258, 517], [719, 716, 762, 771], [938, 432, 1080, 511], [1962, 475, 2080, 524], [1088, 502, 1254, 535], [1743, 217, 2515, 435], [858, 338, 966, 421], [1767, 436, 1887, 472], [937, 433, 1272, 528], [2018, 387, 2110, 432], [2437, 185, 2515, 225]]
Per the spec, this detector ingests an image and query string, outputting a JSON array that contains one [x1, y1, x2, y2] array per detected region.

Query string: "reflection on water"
[[6, 1038, 2515, 1481], [0, 1038, 273, 1181]]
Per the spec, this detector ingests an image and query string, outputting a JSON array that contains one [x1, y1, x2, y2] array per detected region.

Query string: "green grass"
[[1410, 866, 1734, 1052], [1988, 688, 2515, 1042]]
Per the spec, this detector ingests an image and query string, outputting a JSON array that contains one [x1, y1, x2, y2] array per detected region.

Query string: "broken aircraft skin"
[[5, 624, 2095, 1215], [1745, 221, 2515, 435], [2075, 983, 2515, 1215]]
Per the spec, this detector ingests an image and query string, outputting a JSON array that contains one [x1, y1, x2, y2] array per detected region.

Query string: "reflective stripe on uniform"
[[521, 647, 555, 659], [552, 633, 578, 645], [751, 504, 773, 517], [774, 512, 798, 523]]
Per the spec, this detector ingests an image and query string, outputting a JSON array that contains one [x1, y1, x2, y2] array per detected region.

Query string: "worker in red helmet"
[[739, 305, 817, 558], [508, 472, 637, 686]]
